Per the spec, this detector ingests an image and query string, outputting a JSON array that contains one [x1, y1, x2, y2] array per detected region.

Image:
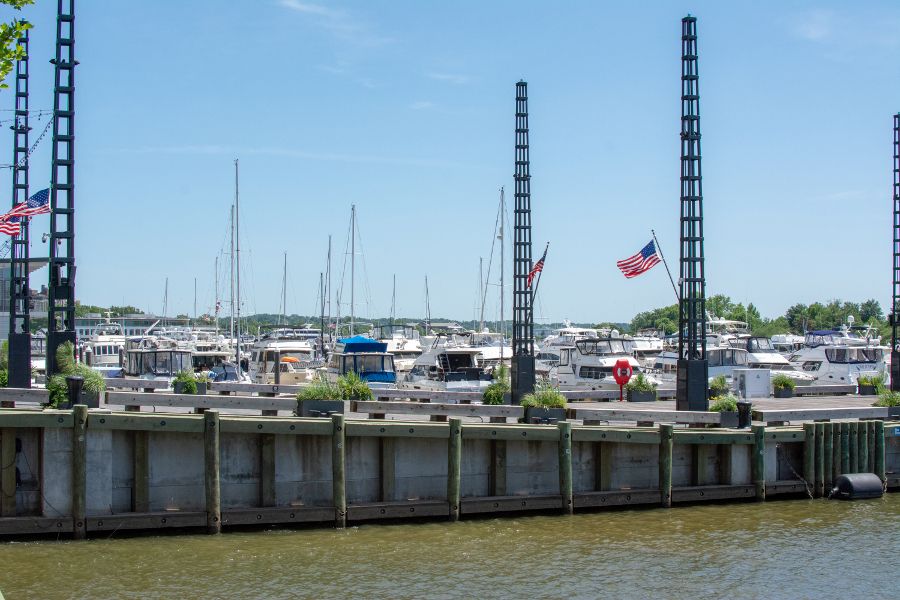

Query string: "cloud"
[[426, 72, 469, 85], [409, 101, 434, 110], [122, 144, 460, 169], [279, 0, 393, 47]]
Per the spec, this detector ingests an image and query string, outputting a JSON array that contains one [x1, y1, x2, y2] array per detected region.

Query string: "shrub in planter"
[[75, 364, 106, 408], [483, 364, 511, 405], [708, 375, 729, 399], [296, 375, 345, 417], [772, 373, 796, 398], [625, 372, 657, 402], [338, 371, 373, 401], [194, 372, 212, 395], [521, 384, 567, 424], [173, 370, 198, 395], [0, 369, 7, 388], [44, 342, 105, 408], [47, 374, 69, 408], [873, 390, 900, 416], [709, 393, 738, 413], [856, 374, 883, 396]]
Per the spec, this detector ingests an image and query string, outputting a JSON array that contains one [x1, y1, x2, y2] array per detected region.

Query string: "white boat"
[[325, 335, 397, 384], [248, 332, 321, 385], [771, 333, 805, 356], [727, 336, 816, 385], [123, 336, 192, 382], [374, 325, 424, 373], [650, 346, 750, 383], [788, 330, 886, 385], [403, 335, 492, 393], [556, 336, 659, 390]]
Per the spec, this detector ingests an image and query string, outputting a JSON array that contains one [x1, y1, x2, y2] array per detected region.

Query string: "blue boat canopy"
[[338, 335, 388, 353]]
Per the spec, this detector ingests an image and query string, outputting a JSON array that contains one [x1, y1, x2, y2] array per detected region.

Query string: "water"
[[1, 495, 897, 599]]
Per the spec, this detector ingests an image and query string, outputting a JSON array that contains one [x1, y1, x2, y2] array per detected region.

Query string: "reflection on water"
[[0, 495, 897, 599]]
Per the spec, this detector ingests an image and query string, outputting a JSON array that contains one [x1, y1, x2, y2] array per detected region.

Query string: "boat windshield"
[[747, 338, 774, 353], [576, 339, 632, 355], [824, 348, 883, 364]]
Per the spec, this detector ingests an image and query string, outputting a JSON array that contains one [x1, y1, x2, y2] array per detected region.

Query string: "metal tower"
[[7, 24, 31, 388], [47, 0, 78, 375], [511, 80, 535, 403], [676, 15, 708, 410], [892, 113, 900, 391]]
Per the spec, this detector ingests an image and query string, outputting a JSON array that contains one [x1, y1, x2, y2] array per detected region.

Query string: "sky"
[[1, 0, 899, 325]]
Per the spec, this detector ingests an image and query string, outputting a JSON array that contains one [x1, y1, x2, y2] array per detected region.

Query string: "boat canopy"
[[338, 335, 387, 353]]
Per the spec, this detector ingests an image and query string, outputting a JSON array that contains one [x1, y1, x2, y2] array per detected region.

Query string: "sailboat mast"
[[425, 276, 431, 335], [234, 158, 241, 370], [326, 235, 332, 333], [350, 204, 356, 337], [390, 274, 396, 331], [194, 277, 197, 322], [214, 255, 219, 336], [163, 278, 168, 323], [499, 187, 505, 340], [479, 257, 485, 332], [281, 251, 287, 326], [230, 205, 235, 341]]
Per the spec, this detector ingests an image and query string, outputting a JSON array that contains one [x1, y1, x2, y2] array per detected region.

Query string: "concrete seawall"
[[1, 407, 897, 538]]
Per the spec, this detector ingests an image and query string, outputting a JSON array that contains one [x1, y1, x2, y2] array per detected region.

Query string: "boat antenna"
[[390, 273, 396, 332], [425, 275, 431, 335], [234, 158, 241, 371], [350, 204, 356, 337]]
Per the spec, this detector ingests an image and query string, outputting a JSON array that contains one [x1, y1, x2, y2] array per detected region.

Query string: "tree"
[[0, 1, 34, 89], [785, 303, 808, 333], [859, 299, 883, 323]]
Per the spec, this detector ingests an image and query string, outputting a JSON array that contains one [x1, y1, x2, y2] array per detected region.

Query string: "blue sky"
[[2, 0, 899, 324]]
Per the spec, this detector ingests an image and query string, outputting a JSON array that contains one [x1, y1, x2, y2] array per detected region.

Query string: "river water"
[[1, 495, 897, 599]]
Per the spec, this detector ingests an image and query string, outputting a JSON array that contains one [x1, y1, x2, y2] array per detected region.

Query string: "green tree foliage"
[[0, 1, 33, 90]]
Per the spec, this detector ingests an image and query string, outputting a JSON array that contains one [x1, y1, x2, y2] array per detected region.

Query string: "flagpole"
[[530, 242, 549, 304], [651, 229, 680, 303]]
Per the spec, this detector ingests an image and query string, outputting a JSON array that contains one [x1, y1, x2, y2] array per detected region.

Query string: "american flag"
[[527, 243, 548, 288], [8, 188, 50, 218], [0, 216, 21, 236], [616, 240, 661, 279]]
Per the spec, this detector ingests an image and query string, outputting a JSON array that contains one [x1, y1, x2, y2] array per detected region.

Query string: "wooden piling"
[[203, 410, 221, 534], [379, 438, 395, 502], [751, 425, 766, 501], [490, 440, 506, 496], [831, 423, 841, 480], [849, 422, 859, 473], [331, 414, 346, 528], [0, 427, 15, 517], [858, 421, 868, 474], [658, 424, 673, 507], [803, 422, 815, 488], [72, 405, 88, 539], [823, 423, 833, 493], [260, 433, 276, 507], [814, 422, 825, 498], [132, 430, 150, 513], [866, 421, 876, 473], [448, 418, 462, 521], [840, 422, 850, 474], [558, 421, 573, 515], [873, 420, 885, 483]]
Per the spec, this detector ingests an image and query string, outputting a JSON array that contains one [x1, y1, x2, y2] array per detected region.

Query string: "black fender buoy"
[[829, 473, 884, 500]]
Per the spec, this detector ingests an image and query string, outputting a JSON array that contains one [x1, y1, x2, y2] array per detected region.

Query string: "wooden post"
[[803, 422, 815, 488], [489, 440, 506, 496], [873, 420, 885, 483], [832, 423, 841, 480], [204, 410, 221, 534], [823, 423, 833, 493], [331, 414, 346, 528], [448, 418, 462, 521], [658, 424, 673, 508], [0, 427, 16, 517], [866, 421, 876, 473], [379, 438, 395, 502], [72, 405, 88, 539], [751, 424, 766, 501], [558, 421, 573, 515], [849, 422, 859, 473], [717, 444, 733, 485], [260, 433, 276, 507], [814, 422, 825, 498], [840, 422, 850, 474], [132, 431, 150, 513], [858, 421, 868, 474]]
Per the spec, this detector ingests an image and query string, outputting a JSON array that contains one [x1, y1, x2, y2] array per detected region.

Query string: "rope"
[[0, 117, 54, 170]]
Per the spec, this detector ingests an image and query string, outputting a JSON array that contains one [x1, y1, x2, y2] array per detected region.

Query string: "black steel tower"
[[47, 0, 77, 375], [892, 113, 900, 391], [511, 80, 535, 403], [676, 15, 708, 410], [7, 24, 31, 388]]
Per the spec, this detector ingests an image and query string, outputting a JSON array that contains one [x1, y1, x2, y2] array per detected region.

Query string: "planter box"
[[298, 399, 346, 418], [719, 411, 739, 428], [774, 387, 794, 399], [888, 406, 900, 418], [523, 407, 566, 424], [173, 381, 193, 395], [79, 390, 100, 409], [196, 382, 208, 395], [858, 384, 877, 396], [627, 390, 657, 403]]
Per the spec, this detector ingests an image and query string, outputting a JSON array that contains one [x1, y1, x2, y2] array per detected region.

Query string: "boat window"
[[708, 350, 722, 367], [579, 366, 611, 379], [748, 338, 773, 352], [559, 349, 569, 366], [801, 361, 821, 372], [383, 355, 395, 372], [355, 355, 384, 373], [825, 348, 849, 364], [576, 339, 631, 355]]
